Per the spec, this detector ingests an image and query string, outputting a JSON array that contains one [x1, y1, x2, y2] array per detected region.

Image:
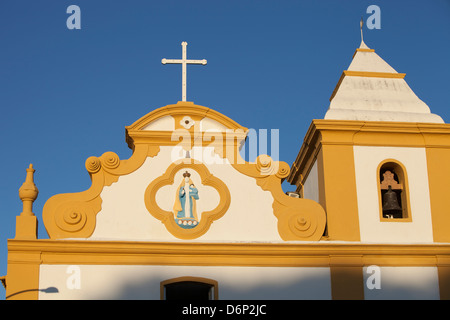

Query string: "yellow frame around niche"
[[145, 159, 231, 240], [377, 159, 412, 222]]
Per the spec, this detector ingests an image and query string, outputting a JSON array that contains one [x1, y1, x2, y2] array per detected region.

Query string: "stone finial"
[[19, 164, 39, 216]]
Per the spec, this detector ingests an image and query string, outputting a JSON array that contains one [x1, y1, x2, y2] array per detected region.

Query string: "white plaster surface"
[[324, 47, 444, 123], [363, 266, 440, 300], [353, 146, 434, 243], [141, 115, 175, 131], [90, 146, 281, 242], [38, 264, 332, 300], [303, 160, 319, 203]]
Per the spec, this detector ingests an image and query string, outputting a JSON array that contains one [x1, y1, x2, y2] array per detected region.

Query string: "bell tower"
[[287, 38, 450, 243]]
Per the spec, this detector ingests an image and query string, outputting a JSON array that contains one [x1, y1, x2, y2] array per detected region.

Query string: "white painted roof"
[[324, 41, 444, 123]]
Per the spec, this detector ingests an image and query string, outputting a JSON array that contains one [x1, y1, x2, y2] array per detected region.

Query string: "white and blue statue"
[[173, 171, 199, 229]]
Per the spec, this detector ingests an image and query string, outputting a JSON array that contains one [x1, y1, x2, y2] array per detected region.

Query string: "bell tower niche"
[[379, 161, 409, 220]]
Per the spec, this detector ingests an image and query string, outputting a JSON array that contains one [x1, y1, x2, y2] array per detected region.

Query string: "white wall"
[[353, 146, 434, 243], [90, 146, 281, 242], [302, 160, 319, 203], [38, 264, 332, 300], [363, 266, 440, 300]]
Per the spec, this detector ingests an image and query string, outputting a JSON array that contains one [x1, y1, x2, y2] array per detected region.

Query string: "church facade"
[[3, 38, 450, 300]]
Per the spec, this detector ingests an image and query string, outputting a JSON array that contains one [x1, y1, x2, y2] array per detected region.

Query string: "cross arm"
[[186, 59, 207, 65], [161, 58, 183, 64], [161, 58, 207, 65]]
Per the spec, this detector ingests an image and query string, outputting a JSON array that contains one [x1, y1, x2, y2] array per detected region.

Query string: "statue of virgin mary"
[[173, 171, 199, 229]]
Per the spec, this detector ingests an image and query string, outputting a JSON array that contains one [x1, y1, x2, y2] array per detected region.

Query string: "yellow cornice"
[[287, 120, 450, 185], [126, 129, 249, 151], [7, 239, 450, 267], [356, 48, 375, 53], [125, 101, 248, 150], [352, 48, 376, 59], [344, 70, 406, 79]]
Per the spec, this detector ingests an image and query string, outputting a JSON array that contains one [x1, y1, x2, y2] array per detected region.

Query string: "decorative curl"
[[256, 155, 276, 176], [101, 152, 120, 170], [287, 211, 317, 238], [54, 202, 93, 233], [85, 156, 101, 173], [273, 198, 326, 241], [275, 162, 290, 179]]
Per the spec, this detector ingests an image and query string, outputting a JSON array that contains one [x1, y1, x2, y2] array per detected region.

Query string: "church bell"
[[382, 186, 401, 212]]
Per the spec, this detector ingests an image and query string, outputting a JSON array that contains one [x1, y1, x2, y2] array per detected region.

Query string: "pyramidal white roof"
[[324, 40, 444, 123]]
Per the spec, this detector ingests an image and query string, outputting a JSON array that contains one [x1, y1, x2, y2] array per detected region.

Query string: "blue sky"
[[1, 0, 449, 298]]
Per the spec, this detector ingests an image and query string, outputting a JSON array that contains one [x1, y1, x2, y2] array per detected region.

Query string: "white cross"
[[162, 42, 207, 102]]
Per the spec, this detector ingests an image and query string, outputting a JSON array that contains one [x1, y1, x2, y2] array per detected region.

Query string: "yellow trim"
[[306, 120, 450, 148], [330, 71, 406, 101], [425, 147, 450, 242], [322, 144, 360, 241], [145, 159, 231, 240], [343, 70, 406, 79], [125, 101, 249, 151], [160, 276, 218, 300], [356, 48, 375, 52], [377, 159, 412, 222], [6, 239, 450, 300], [126, 101, 246, 131], [352, 48, 376, 59], [7, 239, 450, 267], [5, 248, 40, 300]]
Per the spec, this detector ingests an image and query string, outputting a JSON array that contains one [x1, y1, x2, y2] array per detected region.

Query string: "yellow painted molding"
[[351, 48, 376, 59], [310, 120, 450, 148], [125, 101, 249, 150], [356, 48, 375, 53], [5, 248, 41, 300], [7, 239, 450, 268], [343, 70, 406, 79], [145, 159, 231, 240], [126, 101, 246, 131], [330, 71, 406, 101], [42, 144, 160, 239], [426, 147, 450, 242]]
